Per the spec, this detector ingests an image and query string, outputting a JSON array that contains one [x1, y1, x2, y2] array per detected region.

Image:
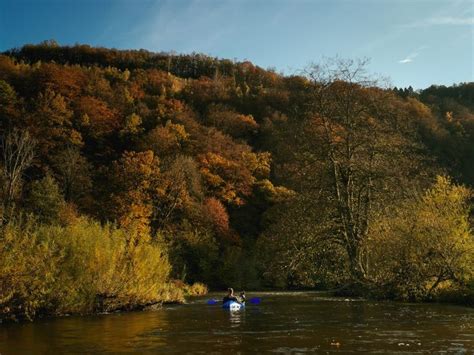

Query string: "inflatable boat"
[[222, 301, 245, 311]]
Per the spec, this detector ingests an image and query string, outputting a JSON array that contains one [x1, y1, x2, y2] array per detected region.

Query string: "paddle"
[[249, 297, 261, 304], [207, 297, 262, 305]]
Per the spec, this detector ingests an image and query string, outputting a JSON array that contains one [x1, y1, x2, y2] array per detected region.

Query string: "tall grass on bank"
[[0, 218, 183, 322], [172, 280, 209, 296]]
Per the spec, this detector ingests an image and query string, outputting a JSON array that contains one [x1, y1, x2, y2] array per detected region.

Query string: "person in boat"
[[223, 288, 240, 304], [239, 291, 246, 303]]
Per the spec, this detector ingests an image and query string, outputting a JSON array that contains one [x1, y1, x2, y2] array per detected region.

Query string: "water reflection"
[[0, 309, 171, 353], [228, 309, 245, 328]]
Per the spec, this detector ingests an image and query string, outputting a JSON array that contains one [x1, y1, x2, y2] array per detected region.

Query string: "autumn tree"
[[75, 96, 119, 138], [110, 150, 161, 243], [202, 197, 230, 236], [28, 88, 81, 163], [31, 62, 86, 99], [0, 80, 21, 132], [141, 121, 189, 157], [206, 104, 258, 139], [53, 146, 92, 203], [153, 155, 202, 229]]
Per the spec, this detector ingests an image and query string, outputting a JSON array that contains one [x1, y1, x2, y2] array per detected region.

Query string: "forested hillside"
[[1, 42, 473, 320]]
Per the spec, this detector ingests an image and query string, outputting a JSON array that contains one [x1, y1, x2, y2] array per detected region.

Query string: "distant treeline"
[[5, 39, 266, 80]]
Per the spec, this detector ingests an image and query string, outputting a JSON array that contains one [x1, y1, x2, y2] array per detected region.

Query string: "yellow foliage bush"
[[0, 217, 179, 321], [365, 176, 474, 301]]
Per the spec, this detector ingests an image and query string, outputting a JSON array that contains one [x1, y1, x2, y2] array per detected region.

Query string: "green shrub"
[[25, 175, 65, 224]]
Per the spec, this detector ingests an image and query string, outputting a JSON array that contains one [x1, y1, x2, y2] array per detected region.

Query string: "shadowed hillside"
[[0, 42, 473, 320]]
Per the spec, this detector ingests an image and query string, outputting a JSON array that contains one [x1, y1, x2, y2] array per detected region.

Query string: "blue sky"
[[0, 0, 472, 88]]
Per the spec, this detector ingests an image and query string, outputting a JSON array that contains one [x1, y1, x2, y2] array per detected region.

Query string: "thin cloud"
[[427, 16, 474, 25], [403, 16, 474, 28], [399, 58, 413, 64], [398, 46, 427, 64]]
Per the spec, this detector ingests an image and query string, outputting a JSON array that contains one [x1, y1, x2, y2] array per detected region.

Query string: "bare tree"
[[1, 129, 35, 223], [304, 58, 422, 282]]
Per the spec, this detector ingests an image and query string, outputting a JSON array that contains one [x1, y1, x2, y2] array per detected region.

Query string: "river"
[[1, 292, 473, 353]]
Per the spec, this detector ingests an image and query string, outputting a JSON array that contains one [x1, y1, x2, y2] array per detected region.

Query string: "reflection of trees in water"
[[100, 311, 170, 351], [347, 302, 368, 324], [2, 311, 171, 353]]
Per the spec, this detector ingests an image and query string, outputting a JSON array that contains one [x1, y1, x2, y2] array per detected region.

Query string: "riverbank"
[[2, 282, 472, 325], [0, 213, 470, 323], [331, 282, 474, 308], [0, 281, 208, 324]]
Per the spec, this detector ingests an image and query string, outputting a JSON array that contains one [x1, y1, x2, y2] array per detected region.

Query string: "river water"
[[1, 292, 473, 354]]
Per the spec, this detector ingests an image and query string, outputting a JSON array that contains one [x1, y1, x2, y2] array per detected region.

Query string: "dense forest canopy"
[[0, 42, 473, 320]]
